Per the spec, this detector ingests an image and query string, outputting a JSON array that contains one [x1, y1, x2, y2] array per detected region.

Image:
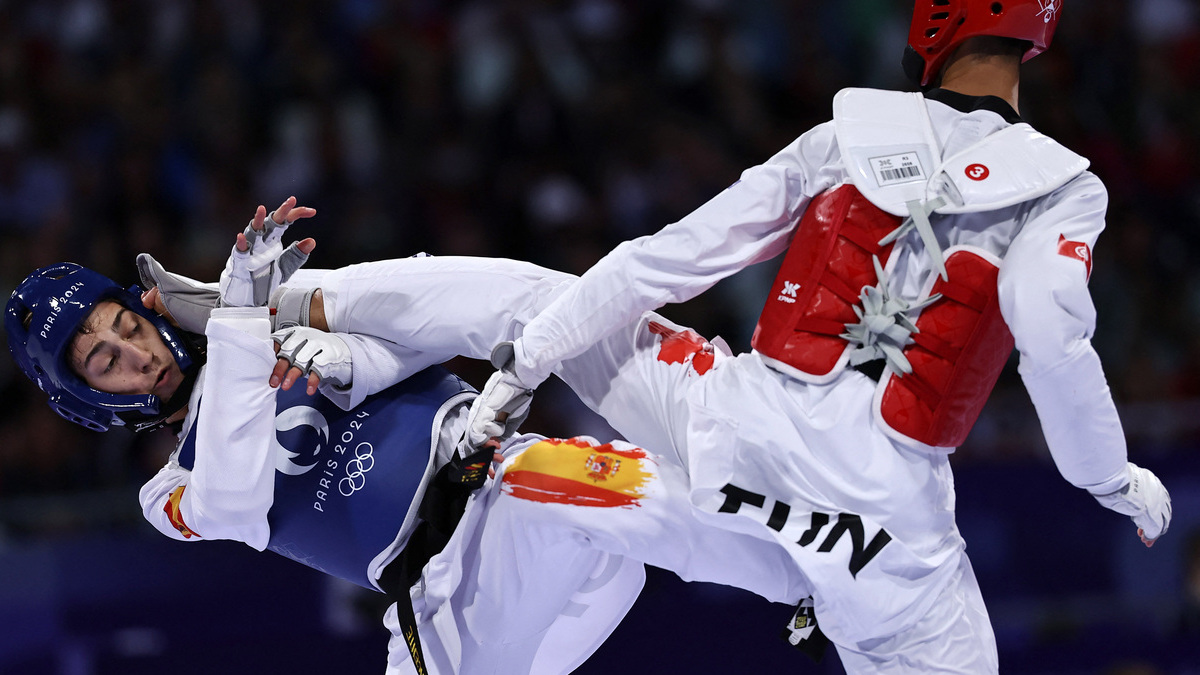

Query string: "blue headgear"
[[5, 263, 200, 432]]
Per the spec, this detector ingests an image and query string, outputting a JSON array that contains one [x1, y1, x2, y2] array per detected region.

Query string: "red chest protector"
[[752, 184, 1015, 448], [751, 185, 901, 379]]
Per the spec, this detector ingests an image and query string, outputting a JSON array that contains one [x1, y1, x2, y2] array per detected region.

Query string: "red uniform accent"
[[1056, 234, 1092, 280], [649, 321, 715, 375], [751, 184, 903, 378], [879, 249, 1015, 447], [965, 164, 990, 181], [164, 486, 200, 539]]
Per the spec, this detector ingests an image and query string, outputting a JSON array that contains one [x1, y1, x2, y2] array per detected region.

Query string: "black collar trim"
[[925, 88, 1023, 125]]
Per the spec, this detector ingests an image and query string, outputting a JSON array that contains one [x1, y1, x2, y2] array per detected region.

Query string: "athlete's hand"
[[1092, 462, 1172, 547], [219, 196, 317, 307], [464, 342, 536, 448], [136, 254, 220, 333], [271, 326, 353, 396]]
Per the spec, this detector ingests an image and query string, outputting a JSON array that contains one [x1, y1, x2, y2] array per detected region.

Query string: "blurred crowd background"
[[0, 0, 1198, 673]]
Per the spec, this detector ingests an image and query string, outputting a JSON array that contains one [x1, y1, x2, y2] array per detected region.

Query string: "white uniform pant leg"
[[491, 436, 810, 605], [834, 553, 997, 674], [314, 256, 576, 361], [550, 312, 710, 471], [382, 437, 647, 675], [550, 316, 997, 668]]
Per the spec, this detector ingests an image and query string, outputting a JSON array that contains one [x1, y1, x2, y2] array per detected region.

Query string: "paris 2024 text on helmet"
[[904, 0, 1062, 87], [5, 263, 200, 433]]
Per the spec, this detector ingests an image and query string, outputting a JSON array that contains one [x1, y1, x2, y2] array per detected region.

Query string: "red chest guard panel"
[[751, 184, 902, 380], [877, 248, 1014, 447]]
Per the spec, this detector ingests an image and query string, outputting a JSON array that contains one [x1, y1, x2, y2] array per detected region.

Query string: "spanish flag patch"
[[502, 438, 653, 508], [164, 486, 200, 539]]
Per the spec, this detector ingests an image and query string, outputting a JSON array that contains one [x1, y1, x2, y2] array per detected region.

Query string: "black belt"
[[377, 445, 496, 674]]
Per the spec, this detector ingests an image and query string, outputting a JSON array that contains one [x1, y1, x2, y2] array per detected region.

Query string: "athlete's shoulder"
[[1036, 168, 1109, 217]]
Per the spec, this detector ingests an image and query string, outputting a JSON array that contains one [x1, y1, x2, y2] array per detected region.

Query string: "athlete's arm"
[[139, 307, 281, 549], [1000, 174, 1170, 544], [508, 125, 840, 386]]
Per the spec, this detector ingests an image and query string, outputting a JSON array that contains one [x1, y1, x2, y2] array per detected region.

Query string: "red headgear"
[[905, 0, 1062, 87]]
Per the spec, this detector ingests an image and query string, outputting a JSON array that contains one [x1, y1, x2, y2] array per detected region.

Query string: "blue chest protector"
[[177, 366, 476, 590]]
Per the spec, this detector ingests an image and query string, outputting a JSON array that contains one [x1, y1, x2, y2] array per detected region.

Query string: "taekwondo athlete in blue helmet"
[[6, 197, 809, 674]]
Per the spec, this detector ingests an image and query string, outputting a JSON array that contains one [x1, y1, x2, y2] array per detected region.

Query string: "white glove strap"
[[270, 286, 316, 331]]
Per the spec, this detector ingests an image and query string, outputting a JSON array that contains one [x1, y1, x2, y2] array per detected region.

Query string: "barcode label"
[[881, 165, 921, 181], [869, 152, 926, 186]]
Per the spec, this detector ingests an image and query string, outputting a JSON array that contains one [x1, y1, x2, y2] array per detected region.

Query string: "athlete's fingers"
[[141, 286, 159, 310], [139, 286, 172, 322], [281, 365, 306, 391], [249, 204, 269, 232], [272, 196, 298, 225], [296, 237, 317, 255], [487, 451, 504, 479], [287, 206, 317, 223], [270, 357, 291, 388], [306, 371, 320, 396], [235, 231, 250, 253]]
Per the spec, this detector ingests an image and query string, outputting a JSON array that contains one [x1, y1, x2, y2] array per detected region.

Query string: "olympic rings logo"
[[339, 442, 375, 496]]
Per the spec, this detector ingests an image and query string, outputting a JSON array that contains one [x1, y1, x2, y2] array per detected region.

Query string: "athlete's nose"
[[125, 342, 154, 373]]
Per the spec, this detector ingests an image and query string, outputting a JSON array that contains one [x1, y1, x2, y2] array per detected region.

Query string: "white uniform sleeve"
[[319, 333, 449, 410], [998, 173, 1129, 494], [512, 125, 841, 384], [139, 461, 198, 542], [138, 307, 281, 550]]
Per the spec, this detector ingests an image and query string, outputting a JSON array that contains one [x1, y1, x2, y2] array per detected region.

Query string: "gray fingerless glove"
[[136, 253, 220, 334], [219, 211, 311, 307]]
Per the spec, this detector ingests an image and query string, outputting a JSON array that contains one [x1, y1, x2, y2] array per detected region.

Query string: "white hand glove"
[[1092, 462, 1172, 541], [219, 211, 310, 307], [272, 327, 353, 389], [465, 342, 535, 448], [136, 253, 220, 334]]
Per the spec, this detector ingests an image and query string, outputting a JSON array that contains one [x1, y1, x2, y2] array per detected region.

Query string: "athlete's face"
[[70, 300, 184, 401]]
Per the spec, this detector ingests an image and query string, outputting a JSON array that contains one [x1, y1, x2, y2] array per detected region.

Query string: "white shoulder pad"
[[833, 88, 940, 217], [928, 124, 1090, 214]]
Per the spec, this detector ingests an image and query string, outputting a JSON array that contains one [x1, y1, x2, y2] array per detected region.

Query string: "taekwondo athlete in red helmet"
[[466, 1, 1172, 671]]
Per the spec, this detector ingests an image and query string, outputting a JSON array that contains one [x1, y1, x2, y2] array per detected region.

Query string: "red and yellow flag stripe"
[[502, 438, 653, 508], [163, 486, 200, 539]]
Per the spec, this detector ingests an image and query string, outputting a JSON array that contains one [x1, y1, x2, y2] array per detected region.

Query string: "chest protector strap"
[[876, 247, 1014, 448], [752, 184, 903, 383]]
